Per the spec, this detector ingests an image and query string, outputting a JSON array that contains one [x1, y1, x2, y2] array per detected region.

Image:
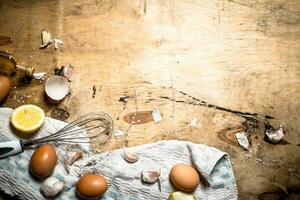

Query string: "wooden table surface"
[[0, 0, 299, 199]]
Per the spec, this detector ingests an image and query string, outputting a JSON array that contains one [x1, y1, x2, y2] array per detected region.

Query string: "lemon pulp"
[[169, 191, 196, 200], [11, 104, 45, 134]]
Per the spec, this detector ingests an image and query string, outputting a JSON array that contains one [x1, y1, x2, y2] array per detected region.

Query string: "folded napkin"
[[0, 108, 238, 199]]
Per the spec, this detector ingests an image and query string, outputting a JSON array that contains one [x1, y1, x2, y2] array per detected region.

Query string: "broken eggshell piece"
[[236, 132, 250, 150], [141, 169, 160, 183], [54, 39, 63, 50], [45, 75, 69, 104], [40, 30, 53, 48], [33, 72, 47, 80], [62, 64, 73, 81], [265, 125, 284, 143]]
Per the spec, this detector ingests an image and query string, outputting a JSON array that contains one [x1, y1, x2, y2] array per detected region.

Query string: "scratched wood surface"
[[0, 0, 300, 199]]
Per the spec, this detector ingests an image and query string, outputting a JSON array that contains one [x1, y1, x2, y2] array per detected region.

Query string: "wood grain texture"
[[0, 0, 299, 199]]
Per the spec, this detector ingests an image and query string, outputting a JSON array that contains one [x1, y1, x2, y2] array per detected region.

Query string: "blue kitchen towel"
[[0, 108, 238, 199]]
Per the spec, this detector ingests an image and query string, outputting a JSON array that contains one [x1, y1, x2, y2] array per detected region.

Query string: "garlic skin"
[[123, 150, 139, 163], [266, 125, 284, 143], [141, 169, 160, 183], [40, 177, 64, 198]]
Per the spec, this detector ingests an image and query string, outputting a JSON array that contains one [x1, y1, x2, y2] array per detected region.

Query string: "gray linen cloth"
[[0, 108, 238, 199]]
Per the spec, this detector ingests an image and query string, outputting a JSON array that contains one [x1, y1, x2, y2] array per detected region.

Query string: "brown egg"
[[170, 164, 200, 192], [76, 174, 108, 199], [0, 75, 11, 102], [30, 144, 57, 179]]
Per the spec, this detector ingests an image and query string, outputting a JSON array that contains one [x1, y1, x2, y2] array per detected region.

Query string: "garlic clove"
[[64, 151, 82, 173], [141, 169, 160, 183], [40, 177, 64, 198], [40, 30, 53, 48], [123, 149, 139, 163]]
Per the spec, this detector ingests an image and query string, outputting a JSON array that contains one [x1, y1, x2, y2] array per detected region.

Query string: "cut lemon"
[[11, 104, 45, 134], [169, 191, 196, 200]]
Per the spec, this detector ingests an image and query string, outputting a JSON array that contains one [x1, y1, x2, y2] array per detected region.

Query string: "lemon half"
[[11, 104, 45, 134], [169, 191, 196, 200]]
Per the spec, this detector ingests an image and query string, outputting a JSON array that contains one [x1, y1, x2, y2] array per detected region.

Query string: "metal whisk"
[[0, 112, 114, 159]]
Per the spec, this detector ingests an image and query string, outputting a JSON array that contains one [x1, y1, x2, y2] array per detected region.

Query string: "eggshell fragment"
[[62, 64, 73, 81], [169, 164, 200, 193], [30, 144, 57, 179], [0, 75, 11, 102], [265, 125, 284, 143], [76, 174, 108, 199], [45, 75, 68, 104]]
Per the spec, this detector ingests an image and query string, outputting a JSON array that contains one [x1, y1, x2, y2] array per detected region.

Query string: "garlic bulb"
[[123, 149, 139, 163], [40, 177, 64, 198]]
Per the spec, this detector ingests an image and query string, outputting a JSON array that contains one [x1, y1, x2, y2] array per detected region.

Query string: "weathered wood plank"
[[0, 0, 299, 199]]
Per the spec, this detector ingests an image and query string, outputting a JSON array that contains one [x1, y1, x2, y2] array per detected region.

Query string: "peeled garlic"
[[64, 151, 82, 173], [141, 169, 160, 183], [123, 149, 139, 163], [40, 177, 64, 198]]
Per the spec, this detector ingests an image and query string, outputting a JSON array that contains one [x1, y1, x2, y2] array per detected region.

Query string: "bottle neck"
[[16, 65, 35, 77]]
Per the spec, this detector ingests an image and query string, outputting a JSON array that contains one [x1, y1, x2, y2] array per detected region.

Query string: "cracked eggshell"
[[62, 64, 73, 81], [265, 125, 284, 143], [45, 75, 69, 104]]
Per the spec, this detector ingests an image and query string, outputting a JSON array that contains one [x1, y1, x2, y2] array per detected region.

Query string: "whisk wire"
[[23, 112, 114, 147]]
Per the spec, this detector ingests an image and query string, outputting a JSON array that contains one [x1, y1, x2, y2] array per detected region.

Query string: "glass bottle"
[[0, 51, 35, 77]]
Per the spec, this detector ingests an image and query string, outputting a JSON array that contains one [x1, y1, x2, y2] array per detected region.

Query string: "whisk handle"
[[0, 140, 24, 159]]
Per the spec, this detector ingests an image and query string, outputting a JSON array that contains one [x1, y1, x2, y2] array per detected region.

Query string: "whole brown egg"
[[76, 174, 108, 199], [0, 75, 11, 102], [170, 164, 200, 193], [29, 144, 57, 179]]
